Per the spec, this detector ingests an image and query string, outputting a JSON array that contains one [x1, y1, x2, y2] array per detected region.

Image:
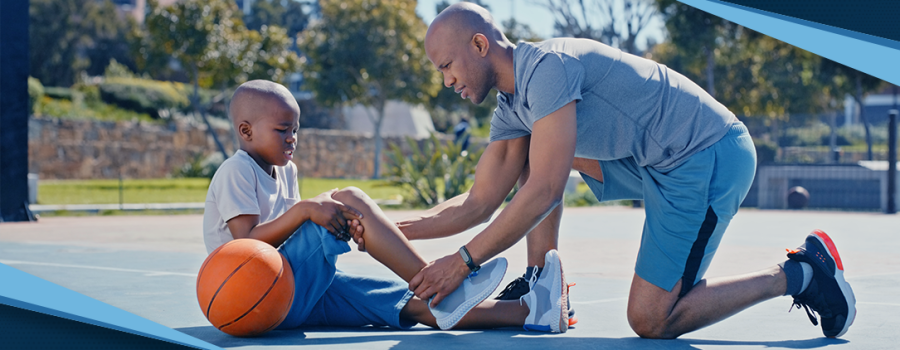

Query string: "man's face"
[[426, 31, 494, 105]]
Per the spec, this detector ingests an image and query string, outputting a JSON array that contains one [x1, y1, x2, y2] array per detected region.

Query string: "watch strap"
[[459, 246, 481, 273]]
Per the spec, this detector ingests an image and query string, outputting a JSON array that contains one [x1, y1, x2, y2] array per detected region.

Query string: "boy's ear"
[[238, 121, 252, 141]]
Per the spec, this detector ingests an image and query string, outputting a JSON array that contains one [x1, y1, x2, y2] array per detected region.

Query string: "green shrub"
[[99, 77, 190, 118], [386, 133, 484, 208], [753, 138, 778, 164], [104, 59, 135, 78], [174, 153, 224, 179], [564, 188, 600, 207], [36, 96, 157, 123], [44, 87, 74, 100], [28, 77, 44, 115]]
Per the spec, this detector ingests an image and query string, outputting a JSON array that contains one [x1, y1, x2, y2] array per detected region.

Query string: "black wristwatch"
[[459, 246, 481, 273]]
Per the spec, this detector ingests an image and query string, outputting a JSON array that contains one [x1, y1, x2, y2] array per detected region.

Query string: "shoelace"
[[495, 277, 527, 299], [790, 300, 819, 326], [519, 265, 540, 306]]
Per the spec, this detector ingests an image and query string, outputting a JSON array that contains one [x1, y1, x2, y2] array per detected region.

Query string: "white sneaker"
[[521, 250, 568, 333], [428, 257, 508, 330]]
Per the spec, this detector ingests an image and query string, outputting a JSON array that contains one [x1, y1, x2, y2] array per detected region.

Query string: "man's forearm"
[[400, 192, 499, 240]]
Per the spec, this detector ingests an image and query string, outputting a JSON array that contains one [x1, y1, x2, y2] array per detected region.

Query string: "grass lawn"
[[37, 177, 405, 205]]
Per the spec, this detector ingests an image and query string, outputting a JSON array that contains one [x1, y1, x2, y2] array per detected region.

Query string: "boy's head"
[[230, 80, 301, 174]]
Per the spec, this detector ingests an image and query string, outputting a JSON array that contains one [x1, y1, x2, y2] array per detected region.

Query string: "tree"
[[819, 60, 886, 159], [136, 0, 302, 159], [298, 0, 441, 179], [654, 0, 725, 95], [542, 0, 658, 55], [29, 0, 136, 87], [244, 0, 311, 39]]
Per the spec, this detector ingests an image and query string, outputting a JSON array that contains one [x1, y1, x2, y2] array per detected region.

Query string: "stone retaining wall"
[[28, 117, 482, 180]]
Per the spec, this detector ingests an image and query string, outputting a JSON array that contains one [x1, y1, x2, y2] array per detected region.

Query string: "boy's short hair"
[[229, 80, 300, 127]]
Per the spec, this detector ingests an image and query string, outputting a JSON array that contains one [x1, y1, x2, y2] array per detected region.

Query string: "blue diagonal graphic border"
[[0, 263, 221, 350], [679, 0, 900, 86]]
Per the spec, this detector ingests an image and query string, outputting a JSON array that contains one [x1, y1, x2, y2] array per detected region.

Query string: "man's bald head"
[[229, 80, 300, 129], [426, 2, 507, 49]]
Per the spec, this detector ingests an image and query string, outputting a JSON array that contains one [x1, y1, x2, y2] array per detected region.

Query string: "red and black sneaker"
[[786, 230, 856, 338]]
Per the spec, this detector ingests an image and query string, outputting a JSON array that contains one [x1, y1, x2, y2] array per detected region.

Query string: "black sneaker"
[[786, 230, 856, 338], [496, 274, 578, 326]]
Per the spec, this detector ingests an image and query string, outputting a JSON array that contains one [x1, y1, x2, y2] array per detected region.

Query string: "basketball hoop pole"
[[0, 0, 35, 222], [886, 84, 897, 214]]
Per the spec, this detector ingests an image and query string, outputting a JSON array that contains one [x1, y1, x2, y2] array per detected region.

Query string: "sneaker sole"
[[433, 258, 508, 330], [811, 229, 856, 338]]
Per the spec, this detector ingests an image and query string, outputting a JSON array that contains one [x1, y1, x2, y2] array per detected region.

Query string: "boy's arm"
[[227, 190, 363, 248]]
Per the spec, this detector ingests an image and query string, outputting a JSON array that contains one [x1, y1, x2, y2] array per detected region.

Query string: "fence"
[[740, 110, 898, 212]]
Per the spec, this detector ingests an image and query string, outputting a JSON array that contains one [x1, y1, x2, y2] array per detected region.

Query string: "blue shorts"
[[274, 221, 415, 329], [582, 123, 756, 295]]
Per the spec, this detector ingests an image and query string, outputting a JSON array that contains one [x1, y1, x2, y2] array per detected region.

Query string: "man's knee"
[[627, 309, 676, 339], [626, 275, 681, 339]]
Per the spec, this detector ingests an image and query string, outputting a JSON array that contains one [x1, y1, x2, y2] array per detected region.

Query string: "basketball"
[[197, 239, 295, 337]]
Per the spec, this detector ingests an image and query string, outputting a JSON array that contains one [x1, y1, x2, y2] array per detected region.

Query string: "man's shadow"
[[176, 325, 848, 350]]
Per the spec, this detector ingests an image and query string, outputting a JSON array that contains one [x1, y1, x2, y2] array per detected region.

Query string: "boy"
[[203, 80, 567, 332]]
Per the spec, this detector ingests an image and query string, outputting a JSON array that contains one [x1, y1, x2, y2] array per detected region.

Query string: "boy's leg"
[[331, 187, 426, 281], [275, 221, 351, 329], [331, 187, 509, 330], [401, 297, 528, 329]]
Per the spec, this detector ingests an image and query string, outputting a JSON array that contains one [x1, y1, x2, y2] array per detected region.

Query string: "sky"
[[414, 0, 666, 51]]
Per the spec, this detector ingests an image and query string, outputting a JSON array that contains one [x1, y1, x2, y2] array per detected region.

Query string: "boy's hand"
[[308, 189, 363, 240]]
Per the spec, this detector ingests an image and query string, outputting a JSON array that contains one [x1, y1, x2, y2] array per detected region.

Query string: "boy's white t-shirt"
[[203, 149, 301, 254]]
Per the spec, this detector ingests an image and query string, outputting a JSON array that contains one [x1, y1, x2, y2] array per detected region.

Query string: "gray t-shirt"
[[490, 38, 735, 170], [202, 149, 301, 254]]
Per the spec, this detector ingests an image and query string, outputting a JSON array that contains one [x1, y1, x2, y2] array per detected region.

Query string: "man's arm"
[[410, 101, 578, 306], [395, 135, 531, 241]]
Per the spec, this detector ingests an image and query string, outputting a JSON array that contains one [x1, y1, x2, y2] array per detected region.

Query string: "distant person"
[[454, 117, 471, 152], [202, 79, 556, 332], [374, 3, 855, 338]]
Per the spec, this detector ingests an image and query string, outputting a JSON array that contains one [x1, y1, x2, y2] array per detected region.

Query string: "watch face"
[[460, 247, 472, 264]]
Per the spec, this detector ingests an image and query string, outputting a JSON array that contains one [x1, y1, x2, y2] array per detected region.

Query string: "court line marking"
[[570, 297, 628, 305], [0, 259, 196, 277], [857, 301, 900, 307]]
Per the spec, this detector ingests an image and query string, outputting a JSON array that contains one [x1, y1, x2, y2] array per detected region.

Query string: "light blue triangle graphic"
[[679, 0, 900, 86], [0, 263, 221, 350]]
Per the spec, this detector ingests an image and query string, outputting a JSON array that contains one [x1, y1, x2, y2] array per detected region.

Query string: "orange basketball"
[[197, 239, 295, 337]]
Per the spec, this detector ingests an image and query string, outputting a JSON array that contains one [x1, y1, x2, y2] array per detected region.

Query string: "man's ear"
[[238, 121, 252, 141], [472, 33, 490, 58]]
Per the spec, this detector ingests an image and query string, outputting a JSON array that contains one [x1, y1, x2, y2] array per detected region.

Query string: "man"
[[360, 2, 855, 338]]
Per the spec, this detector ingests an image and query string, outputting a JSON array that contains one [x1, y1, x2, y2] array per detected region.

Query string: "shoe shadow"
[[175, 325, 848, 349]]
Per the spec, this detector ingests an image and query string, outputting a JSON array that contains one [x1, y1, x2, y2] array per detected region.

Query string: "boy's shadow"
[[175, 325, 848, 350]]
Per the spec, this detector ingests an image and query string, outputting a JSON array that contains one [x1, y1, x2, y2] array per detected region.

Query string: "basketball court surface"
[[2, 207, 898, 349]]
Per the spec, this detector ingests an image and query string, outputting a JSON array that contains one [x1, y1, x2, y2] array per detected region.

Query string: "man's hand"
[[307, 189, 363, 240], [409, 252, 471, 307], [350, 219, 366, 251]]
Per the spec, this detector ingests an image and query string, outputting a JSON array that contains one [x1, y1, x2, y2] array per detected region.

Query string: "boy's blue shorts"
[[274, 221, 415, 330], [581, 122, 757, 296]]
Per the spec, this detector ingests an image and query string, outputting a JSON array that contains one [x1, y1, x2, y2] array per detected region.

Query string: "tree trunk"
[[193, 63, 229, 160], [856, 74, 873, 160], [372, 104, 385, 179], [705, 45, 715, 98], [829, 111, 839, 163]]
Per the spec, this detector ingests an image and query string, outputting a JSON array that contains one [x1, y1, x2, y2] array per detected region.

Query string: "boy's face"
[[244, 103, 300, 171]]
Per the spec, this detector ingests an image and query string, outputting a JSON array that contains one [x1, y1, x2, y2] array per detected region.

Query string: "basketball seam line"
[[206, 248, 267, 319], [218, 261, 285, 331], [260, 257, 295, 334]]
